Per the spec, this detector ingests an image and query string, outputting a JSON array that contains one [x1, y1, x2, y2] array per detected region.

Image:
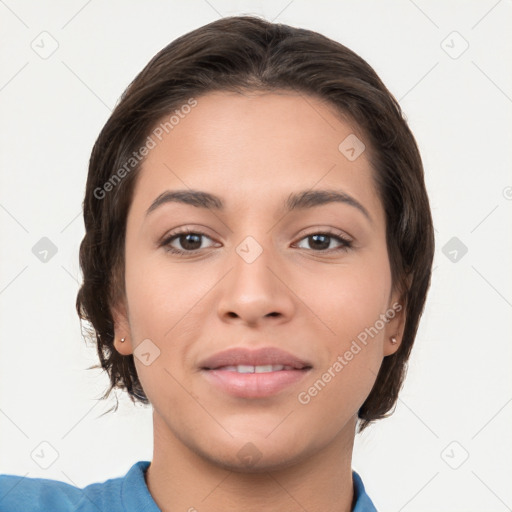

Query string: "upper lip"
[[199, 347, 312, 370]]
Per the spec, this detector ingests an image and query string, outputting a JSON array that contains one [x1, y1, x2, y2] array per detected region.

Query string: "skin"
[[112, 91, 405, 512]]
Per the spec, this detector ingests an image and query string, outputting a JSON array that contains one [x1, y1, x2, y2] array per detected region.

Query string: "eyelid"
[[292, 226, 353, 243], [159, 224, 218, 243]]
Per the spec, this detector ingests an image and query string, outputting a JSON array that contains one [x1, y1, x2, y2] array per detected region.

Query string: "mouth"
[[199, 347, 312, 398], [199, 346, 312, 370], [211, 364, 305, 373]]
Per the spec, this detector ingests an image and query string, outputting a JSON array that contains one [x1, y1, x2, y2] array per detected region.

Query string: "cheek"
[[123, 252, 215, 398], [297, 251, 392, 345], [292, 250, 391, 409], [295, 352, 380, 437], [295, 268, 389, 423], [124, 248, 208, 338]]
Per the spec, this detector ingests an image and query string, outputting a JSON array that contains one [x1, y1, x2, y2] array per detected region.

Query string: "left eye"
[[295, 233, 352, 251]]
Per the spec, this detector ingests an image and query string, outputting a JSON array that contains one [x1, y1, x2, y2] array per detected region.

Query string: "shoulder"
[[352, 470, 379, 512], [0, 472, 82, 512], [0, 461, 155, 512]]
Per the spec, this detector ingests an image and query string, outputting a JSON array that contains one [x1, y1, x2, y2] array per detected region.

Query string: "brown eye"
[[295, 232, 352, 252], [176, 233, 203, 251], [307, 234, 330, 250], [162, 230, 218, 255]]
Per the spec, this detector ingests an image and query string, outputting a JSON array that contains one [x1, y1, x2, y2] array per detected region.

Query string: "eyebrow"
[[146, 188, 372, 223]]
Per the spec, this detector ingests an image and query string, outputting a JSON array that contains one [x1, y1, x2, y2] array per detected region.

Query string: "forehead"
[[130, 91, 383, 223]]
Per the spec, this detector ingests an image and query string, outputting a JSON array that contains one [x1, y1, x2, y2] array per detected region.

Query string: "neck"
[[145, 411, 357, 512]]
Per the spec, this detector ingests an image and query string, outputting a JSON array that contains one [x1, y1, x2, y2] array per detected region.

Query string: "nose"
[[216, 241, 296, 327]]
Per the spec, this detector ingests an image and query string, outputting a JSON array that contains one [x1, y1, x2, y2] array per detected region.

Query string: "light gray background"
[[1, 1, 511, 511]]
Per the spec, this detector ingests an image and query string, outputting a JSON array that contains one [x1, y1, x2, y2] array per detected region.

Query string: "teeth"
[[217, 364, 288, 373], [255, 364, 283, 373], [237, 365, 255, 374]]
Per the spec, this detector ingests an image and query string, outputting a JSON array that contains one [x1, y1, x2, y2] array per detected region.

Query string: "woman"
[[0, 15, 434, 512]]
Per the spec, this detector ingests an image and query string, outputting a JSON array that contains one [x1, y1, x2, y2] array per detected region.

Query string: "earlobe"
[[114, 335, 133, 356], [111, 302, 133, 355], [383, 293, 406, 356], [384, 333, 401, 356]]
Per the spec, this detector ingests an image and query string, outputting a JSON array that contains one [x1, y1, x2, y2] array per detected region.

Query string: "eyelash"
[[160, 228, 353, 256]]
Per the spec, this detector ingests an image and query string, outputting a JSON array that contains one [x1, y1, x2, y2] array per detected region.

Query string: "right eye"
[[161, 230, 219, 255]]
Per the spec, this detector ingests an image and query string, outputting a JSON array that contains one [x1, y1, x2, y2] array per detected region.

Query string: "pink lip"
[[202, 369, 310, 398], [199, 347, 312, 399]]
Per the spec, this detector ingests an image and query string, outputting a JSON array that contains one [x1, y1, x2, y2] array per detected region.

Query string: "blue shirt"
[[0, 461, 377, 511]]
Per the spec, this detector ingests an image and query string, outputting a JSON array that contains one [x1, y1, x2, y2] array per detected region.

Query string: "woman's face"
[[114, 91, 404, 471]]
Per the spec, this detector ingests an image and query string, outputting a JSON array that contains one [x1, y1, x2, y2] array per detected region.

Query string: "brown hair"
[[76, 15, 435, 432]]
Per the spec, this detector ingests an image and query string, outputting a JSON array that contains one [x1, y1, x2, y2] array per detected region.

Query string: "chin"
[[195, 435, 314, 474], [208, 449, 306, 474]]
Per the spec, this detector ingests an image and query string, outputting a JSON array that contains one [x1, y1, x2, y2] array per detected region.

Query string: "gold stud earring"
[[390, 336, 398, 344]]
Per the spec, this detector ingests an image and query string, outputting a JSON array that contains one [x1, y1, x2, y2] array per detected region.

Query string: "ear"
[[382, 289, 407, 357], [111, 300, 133, 356]]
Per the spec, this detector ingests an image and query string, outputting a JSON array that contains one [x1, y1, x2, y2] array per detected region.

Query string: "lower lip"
[[201, 368, 311, 398]]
